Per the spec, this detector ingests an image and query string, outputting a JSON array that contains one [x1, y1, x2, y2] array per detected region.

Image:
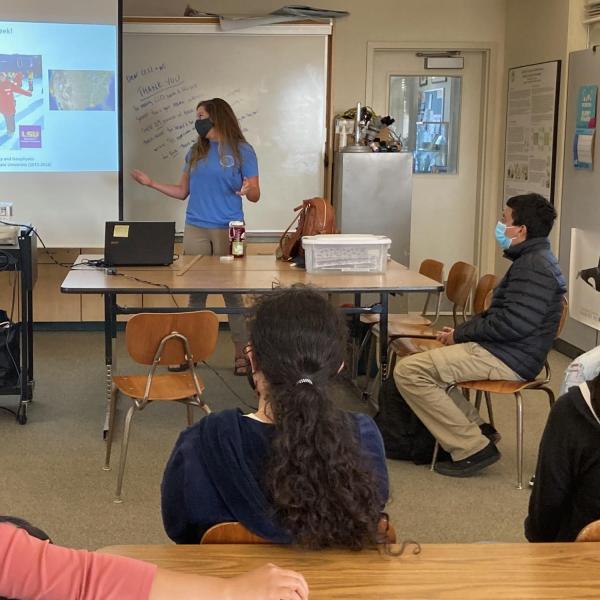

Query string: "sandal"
[[234, 356, 249, 376]]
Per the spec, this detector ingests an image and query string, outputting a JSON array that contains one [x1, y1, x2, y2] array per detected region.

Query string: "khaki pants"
[[394, 342, 520, 461], [183, 224, 246, 345]]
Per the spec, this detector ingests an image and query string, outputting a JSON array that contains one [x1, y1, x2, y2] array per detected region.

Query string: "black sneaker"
[[167, 362, 194, 372], [529, 475, 535, 489], [480, 422, 501, 444], [434, 442, 500, 478]]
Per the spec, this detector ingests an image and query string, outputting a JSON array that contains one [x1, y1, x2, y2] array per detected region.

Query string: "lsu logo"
[[19, 125, 42, 149]]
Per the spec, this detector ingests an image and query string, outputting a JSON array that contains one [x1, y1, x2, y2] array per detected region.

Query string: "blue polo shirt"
[[184, 141, 258, 229]]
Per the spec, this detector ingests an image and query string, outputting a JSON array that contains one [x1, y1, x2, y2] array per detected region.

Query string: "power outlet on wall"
[[0, 202, 13, 219]]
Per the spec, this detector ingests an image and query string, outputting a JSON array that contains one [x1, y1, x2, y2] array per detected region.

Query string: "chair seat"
[[361, 313, 432, 327], [113, 372, 205, 401], [372, 321, 438, 340], [460, 378, 547, 394], [390, 336, 442, 357]]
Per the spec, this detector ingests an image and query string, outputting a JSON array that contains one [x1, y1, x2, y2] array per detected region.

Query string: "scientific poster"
[[503, 61, 561, 203], [569, 228, 600, 331]]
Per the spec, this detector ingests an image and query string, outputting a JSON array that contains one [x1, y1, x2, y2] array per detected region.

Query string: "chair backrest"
[[125, 311, 219, 365], [446, 261, 477, 324], [419, 259, 444, 283], [473, 274, 498, 315], [200, 514, 397, 545], [576, 519, 600, 542], [200, 522, 269, 544], [418, 259, 445, 318], [557, 296, 569, 338]]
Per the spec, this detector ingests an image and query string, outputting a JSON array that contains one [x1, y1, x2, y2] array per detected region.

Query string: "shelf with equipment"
[[0, 227, 37, 424]]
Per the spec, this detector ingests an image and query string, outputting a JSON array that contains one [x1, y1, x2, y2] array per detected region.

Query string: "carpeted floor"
[[0, 330, 571, 550]]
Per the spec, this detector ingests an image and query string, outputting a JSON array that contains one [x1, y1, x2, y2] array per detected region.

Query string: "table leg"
[[379, 292, 389, 381], [351, 292, 361, 380], [103, 293, 116, 438]]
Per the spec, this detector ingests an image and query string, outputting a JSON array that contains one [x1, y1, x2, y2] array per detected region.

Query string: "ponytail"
[[250, 288, 383, 549]]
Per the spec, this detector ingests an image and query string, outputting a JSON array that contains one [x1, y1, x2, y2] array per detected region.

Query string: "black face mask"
[[194, 118, 213, 138]]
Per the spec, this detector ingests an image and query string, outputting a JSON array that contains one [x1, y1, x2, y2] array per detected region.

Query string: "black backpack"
[[0, 310, 20, 388], [374, 375, 450, 465]]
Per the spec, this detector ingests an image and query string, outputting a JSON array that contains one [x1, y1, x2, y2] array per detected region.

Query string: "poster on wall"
[[573, 84, 597, 169], [503, 60, 561, 204], [569, 228, 600, 331]]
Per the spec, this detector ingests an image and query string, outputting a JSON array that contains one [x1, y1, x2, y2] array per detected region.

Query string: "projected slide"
[[0, 21, 117, 172]]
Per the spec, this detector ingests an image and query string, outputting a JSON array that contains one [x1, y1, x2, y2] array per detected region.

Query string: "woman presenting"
[[131, 98, 260, 375]]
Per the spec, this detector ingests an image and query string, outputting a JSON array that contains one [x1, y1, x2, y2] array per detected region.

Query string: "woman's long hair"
[[188, 97, 248, 170], [249, 287, 383, 549]]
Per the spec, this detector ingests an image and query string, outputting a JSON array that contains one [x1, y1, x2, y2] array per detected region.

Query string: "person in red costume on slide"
[[0, 71, 32, 135]]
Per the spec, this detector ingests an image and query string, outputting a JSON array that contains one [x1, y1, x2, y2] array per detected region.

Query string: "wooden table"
[[100, 542, 600, 599], [61, 254, 442, 428]]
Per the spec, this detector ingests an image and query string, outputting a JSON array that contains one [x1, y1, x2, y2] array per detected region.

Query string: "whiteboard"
[[122, 21, 330, 233]]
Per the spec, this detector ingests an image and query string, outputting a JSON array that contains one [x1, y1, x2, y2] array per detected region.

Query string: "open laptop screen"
[[104, 221, 175, 266]]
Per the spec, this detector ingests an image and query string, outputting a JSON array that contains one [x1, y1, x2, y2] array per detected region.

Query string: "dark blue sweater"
[[161, 408, 389, 544]]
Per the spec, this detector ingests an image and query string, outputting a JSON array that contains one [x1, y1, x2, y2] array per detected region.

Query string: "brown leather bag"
[[277, 197, 337, 261]]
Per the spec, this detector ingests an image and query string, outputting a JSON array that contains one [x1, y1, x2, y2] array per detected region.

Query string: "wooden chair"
[[361, 261, 476, 399], [388, 266, 487, 362], [104, 311, 219, 502], [354, 259, 444, 384], [576, 519, 600, 542], [200, 516, 397, 545], [360, 258, 445, 328], [439, 297, 569, 489], [200, 522, 271, 544]]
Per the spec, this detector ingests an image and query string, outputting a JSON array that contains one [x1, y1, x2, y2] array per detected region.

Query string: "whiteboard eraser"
[[220, 255, 234, 262]]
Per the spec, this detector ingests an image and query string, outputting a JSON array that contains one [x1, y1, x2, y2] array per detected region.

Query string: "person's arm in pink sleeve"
[[0, 522, 309, 600], [0, 523, 155, 600]]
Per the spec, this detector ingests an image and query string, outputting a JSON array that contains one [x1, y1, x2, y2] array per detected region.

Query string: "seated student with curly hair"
[[161, 286, 389, 548], [0, 515, 308, 600]]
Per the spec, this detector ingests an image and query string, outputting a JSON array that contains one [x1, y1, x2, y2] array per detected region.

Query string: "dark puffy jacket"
[[453, 237, 566, 380]]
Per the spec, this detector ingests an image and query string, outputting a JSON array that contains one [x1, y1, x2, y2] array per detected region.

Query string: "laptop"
[[104, 221, 176, 266]]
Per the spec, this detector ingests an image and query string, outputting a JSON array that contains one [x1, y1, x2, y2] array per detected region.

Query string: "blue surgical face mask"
[[495, 221, 513, 250]]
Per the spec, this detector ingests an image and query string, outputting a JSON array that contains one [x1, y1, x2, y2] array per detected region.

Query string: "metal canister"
[[228, 220, 246, 257]]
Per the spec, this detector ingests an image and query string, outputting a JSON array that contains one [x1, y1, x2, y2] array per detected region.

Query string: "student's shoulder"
[[348, 412, 380, 436], [178, 409, 242, 441]]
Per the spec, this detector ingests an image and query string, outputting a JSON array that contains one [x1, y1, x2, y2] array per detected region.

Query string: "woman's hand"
[[237, 177, 253, 197], [225, 563, 309, 600], [236, 176, 260, 202], [131, 169, 153, 187]]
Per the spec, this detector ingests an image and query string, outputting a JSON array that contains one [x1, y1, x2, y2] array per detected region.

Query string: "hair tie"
[[295, 378, 313, 386]]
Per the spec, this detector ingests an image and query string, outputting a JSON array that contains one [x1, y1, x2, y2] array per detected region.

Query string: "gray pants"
[[183, 224, 246, 345], [394, 342, 520, 461]]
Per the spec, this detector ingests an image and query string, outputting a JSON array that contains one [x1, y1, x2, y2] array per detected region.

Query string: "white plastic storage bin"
[[302, 234, 391, 273]]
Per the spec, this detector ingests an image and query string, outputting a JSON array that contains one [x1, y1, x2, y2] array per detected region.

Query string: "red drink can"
[[228, 220, 246, 257]]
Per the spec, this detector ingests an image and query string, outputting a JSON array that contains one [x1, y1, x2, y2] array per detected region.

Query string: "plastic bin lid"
[[302, 234, 391, 245]]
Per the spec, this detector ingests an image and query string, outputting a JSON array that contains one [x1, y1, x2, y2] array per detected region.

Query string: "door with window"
[[370, 50, 485, 271]]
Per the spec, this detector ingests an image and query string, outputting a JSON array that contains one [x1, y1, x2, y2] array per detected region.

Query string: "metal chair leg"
[[515, 392, 523, 489], [430, 441, 439, 471], [186, 403, 194, 426], [103, 385, 118, 471], [485, 391, 495, 427], [474, 390, 482, 411], [114, 405, 136, 503]]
